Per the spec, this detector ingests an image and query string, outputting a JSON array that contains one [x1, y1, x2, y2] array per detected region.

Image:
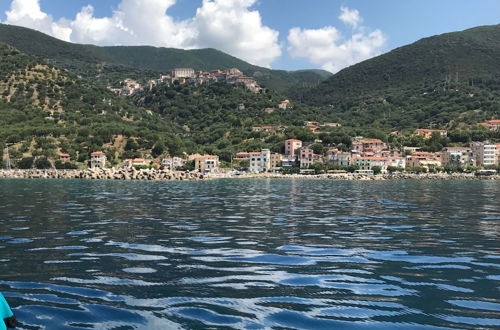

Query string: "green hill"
[[299, 24, 500, 128], [304, 24, 500, 104], [0, 24, 331, 91], [0, 43, 183, 166]]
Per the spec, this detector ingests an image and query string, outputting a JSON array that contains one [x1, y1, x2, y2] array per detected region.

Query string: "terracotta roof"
[[196, 155, 218, 159], [354, 139, 384, 143], [90, 151, 104, 156], [486, 120, 500, 124], [443, 147, 470, 150], [59, 153, 70, 157], [353, 157, 388, 160], [286, 139, 302, 142]]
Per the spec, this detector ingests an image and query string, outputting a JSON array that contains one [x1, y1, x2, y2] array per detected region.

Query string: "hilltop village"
[[109, 67, 261, 96]]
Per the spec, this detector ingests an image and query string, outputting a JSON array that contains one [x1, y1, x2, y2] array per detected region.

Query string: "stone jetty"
[[0, 168, 205, 181]]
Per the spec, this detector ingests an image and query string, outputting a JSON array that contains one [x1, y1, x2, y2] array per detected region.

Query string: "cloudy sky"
[[1, 0, 499, 72]]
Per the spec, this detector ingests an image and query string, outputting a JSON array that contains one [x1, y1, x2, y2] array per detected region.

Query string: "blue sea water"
[[0, 178, 499, 329]]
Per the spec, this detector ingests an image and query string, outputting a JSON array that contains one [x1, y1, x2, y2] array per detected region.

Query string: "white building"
[[326, 148, 350, 166], [90, 151, 106, 169], [194, 155, 219, 174], [162, 157, 185, 170], [249, 149, 271, 173], [470, 142, 497, 167], [171, 68, 195, 78], [388, 157, 406, 169]]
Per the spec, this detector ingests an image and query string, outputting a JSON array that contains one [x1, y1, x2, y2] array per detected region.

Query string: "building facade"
[[441, 147, 474, 167], [249, 149, 271, 173], [285, 139, 302, 158], [90, 152, 106, 169], [470, 142, 497, 167], [194, 155, 219, 174]]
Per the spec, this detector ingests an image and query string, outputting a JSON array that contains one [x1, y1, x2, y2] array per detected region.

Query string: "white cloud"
[[287, 6, 386, 73], [4, 0, 281, 67], [189, 0, 281, 68], [338, 6, 362, 28], [5, 0, 71, 41]]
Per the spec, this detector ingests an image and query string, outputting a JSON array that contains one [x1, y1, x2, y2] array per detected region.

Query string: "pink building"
[[285, 139, 302, 158]]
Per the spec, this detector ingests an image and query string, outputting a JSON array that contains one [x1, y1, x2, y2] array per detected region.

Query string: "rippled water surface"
[[0, 178, 499, 329]]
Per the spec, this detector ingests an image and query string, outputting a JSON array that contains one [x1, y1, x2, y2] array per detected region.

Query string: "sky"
[[0, 0, 499, 72]]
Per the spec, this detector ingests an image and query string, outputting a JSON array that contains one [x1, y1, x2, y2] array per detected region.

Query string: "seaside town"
[[3, 120, 498, 180]]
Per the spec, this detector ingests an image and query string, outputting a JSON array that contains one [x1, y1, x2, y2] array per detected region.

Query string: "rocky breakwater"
[[0, 168, 205, 181]]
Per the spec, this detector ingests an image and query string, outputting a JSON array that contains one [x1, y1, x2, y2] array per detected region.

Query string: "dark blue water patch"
[[480, 216, 500, 220], [6, 238, 33, 244], [15, 303, 147, 329], [447, 299, 500, 311]]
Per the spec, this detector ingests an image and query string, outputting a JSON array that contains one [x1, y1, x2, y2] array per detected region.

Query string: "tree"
[[35, 157, 52, 169], [151, 142, 165, 158], [17, 157, 34, 169], [372, 165, 382, 175]]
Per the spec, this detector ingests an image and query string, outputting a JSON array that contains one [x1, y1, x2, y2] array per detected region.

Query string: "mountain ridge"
[[302, 24, 500, 106], [0, 23, 332, 92]]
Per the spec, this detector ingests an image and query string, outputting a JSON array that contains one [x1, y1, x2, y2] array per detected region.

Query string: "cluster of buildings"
[[148, 67, 261, 93], [108, 78, 144, 96], [108, 67, 261, 96], [230, 137, 500, 174]]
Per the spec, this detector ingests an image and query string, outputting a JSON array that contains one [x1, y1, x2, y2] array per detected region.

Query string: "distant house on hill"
[[414, 129, 447, 139], [58, 153, 70, 163], [481, 119, 500, 131], [279, 100, 290, 110]]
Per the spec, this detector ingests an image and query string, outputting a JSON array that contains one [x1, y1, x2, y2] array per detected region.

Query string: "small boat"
[[0, 293, 16, 329]]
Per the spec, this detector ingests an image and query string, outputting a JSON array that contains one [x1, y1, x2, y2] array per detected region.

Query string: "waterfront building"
[[161, 157, 185, 170], [326, 148, 350, 166], [90, 151, 106, 169], [270, 153, 283, 169], [299, 146, 323, 168], [281, 156, 298, 168], [406, 152, 441, 169], [194, 155, 219, 174], [285, 139, 302, 158], [441, 147, 474, 167], [249, 149, 271, 173], [352, 157, 389, 172], [470, 142, 497, 167], [388, 156, 406, 169]]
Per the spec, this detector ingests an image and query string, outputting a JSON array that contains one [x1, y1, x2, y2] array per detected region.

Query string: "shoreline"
[[208, 172, 499, 180], [0, 169, 498, 181]]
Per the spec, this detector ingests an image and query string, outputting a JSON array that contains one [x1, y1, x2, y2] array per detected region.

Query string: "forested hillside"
[[297, 25, 500, 128], [0, 43, 181, 166], [0, 24, 331, 92]]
